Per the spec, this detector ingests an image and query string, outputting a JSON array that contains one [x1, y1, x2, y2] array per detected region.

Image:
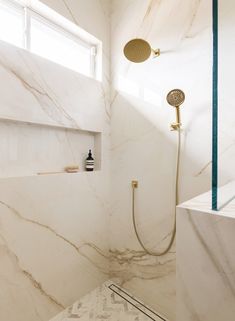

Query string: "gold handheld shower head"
[[166, 89, 185, 130], [123, 38, 160, 63]]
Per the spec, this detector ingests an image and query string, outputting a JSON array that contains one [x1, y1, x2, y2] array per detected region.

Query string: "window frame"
[[0, 0, 100, 79], [27, 8, 97, 77], [0, 0, 25, 48]]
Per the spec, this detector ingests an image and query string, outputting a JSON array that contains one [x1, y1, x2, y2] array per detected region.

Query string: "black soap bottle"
[[86, 149, 94, 171]]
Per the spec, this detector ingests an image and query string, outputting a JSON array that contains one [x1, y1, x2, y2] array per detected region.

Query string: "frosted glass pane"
[[0, 2, 23, 48], [31, 17, 92, 77]]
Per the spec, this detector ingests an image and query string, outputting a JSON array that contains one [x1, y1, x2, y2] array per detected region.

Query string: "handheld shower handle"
[[170, 106, 182, 131], [175, 106, 181, 125]]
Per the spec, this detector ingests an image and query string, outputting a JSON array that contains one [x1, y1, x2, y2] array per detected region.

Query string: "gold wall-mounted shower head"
[[166, 89, 185, 130], [123, 38, 160, 63]]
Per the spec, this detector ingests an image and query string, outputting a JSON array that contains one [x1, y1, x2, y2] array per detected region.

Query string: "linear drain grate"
[[108, 284, 167, 321]]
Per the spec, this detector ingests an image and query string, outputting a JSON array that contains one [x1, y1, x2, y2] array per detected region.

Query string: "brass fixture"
[[166, 89, 185, 130], [123, 38, 160, 63], [130, 90, 185, 257], [123, 34, 184, 257], [131, 128, 181, 256], [132, 180, 138, 188]]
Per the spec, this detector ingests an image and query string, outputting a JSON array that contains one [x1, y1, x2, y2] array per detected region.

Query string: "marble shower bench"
[[176, 181, 235, 321]]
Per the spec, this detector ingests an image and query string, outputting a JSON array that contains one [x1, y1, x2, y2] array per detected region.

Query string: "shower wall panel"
[[177, 182, 235, 321], [0, 1, 111, 321], [110, 1, 214, 320]]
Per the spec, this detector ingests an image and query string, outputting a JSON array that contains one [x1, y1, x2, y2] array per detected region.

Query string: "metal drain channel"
[[108, 284, 167, 321]]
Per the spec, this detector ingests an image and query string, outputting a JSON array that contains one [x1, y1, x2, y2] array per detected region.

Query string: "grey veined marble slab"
[[176, 181, 235, 321], [49, 281, 167, 321]]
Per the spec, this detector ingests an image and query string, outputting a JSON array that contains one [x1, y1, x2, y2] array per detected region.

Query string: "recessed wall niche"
[[0, 119, 101, 178]]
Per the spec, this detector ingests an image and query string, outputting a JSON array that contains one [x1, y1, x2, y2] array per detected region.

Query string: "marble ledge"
[[0, 116, 102, 135], [177, 180, 235, 219], [0, 170, 103, 180]]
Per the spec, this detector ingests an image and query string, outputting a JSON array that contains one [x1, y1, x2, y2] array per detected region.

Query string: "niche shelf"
[[0, 118, 102, 178]]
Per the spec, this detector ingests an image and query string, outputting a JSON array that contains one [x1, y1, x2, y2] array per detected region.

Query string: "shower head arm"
[[152, 48, 160, 57]]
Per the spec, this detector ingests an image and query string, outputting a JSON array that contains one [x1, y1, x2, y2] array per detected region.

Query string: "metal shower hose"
[[131, 128, 181, 256]]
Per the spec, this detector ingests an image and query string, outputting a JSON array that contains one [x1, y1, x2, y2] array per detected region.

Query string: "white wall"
[[1, 1, 234, 321], [109, 1, 217, 320], [0, 1, 111, 321]]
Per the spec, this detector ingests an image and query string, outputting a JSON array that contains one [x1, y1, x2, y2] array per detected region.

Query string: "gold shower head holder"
[[123, 38, 160, 63]]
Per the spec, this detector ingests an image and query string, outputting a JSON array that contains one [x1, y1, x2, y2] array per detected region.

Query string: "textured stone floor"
[[49, 281, 166, 321]]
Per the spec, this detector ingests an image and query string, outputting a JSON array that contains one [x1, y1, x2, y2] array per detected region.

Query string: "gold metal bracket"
[[170, 123, 181, 131], [152, 49, 160, 58], [132, 180, 138, 188]]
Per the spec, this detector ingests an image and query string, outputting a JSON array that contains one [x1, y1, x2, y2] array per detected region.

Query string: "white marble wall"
[[0, 120, 102, 177], [177, 184, 235, 321], [0, 173, 110, 321], [1, 1, 234, 320], [109, 0, 233, 320], [0, 1, 111, 321]]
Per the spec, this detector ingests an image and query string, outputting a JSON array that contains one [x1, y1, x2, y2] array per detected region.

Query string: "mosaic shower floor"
[[49, 281, 167, 321]]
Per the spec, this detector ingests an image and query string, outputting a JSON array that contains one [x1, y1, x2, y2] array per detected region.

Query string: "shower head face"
[[166, 89, 185, 107], [123, 38, 152, 63]]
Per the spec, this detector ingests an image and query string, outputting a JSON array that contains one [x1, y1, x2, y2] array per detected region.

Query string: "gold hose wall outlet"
[[132, 180, 138, 188]]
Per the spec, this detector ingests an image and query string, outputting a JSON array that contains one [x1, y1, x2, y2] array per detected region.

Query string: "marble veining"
[[0, 172, 110, 321], [0, 232, 65, 309], [177, 189, 235, 321], [0, 1, 234, 321], [0, 52, 79, 128], [0, 199, 108, 272], [0, 40, 108, 132], [109, 249, 175, 285], [110, 1, 234, 320], [0, 1, 111, 321], [61, 0, 78, 25]]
